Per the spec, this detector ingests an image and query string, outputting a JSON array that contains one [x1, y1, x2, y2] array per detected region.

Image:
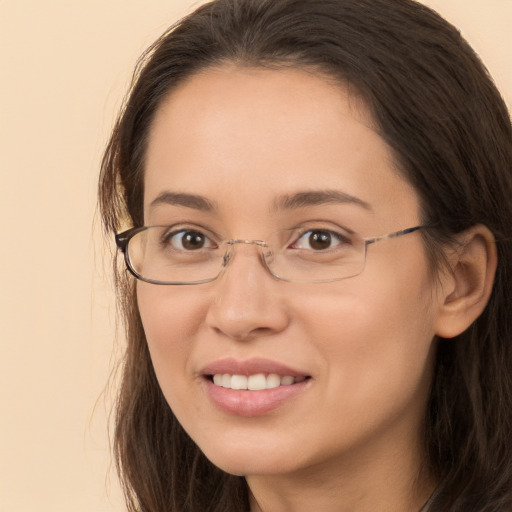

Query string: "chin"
[[208, 454, 299, 478], [196, 433, 305, 477]]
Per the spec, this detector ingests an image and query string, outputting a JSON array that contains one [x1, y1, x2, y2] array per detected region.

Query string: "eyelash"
[[289, 228, 351, 251], [161, 228, 217, 251], [160, 224, 352, 252]]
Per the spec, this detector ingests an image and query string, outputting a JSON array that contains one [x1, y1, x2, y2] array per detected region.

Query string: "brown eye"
[[169, 230, 212, 250], [292, 229, 348, 251], [308, 231, 332, 250]]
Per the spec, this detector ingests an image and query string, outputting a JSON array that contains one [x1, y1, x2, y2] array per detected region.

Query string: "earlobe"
[[434, 224, 497, 339]]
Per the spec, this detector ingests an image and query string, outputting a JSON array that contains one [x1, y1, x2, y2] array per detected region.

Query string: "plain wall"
[[0, 1, 510, 511]]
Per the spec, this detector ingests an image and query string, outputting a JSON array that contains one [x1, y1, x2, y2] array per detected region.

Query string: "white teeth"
[[266, 373, 281, 389], [280, 375, 295, 386], [211, 373, 304, 390], [231, 374, 248, 390], [248, 373, 267, 390]]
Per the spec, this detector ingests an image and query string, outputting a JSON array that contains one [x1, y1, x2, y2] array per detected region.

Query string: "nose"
[[205, 242, 290, 341]]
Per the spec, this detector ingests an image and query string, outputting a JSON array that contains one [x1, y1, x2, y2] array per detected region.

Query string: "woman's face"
[[138, 66, 441, 479]]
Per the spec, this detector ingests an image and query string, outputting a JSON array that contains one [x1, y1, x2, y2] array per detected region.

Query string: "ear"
[[434, 224, 497, 339]]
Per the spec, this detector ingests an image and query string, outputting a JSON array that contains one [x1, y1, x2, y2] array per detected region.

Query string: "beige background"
[[0, 1, 510, 511]]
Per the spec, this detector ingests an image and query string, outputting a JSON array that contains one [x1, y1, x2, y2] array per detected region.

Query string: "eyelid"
[[161, 226, 220, 252], [291, 229, 348, 249], [159, 222, 222, 242], [288, 220, 355, 238], [169, 230, 215, 250], [154, 220, 357, 244], [282, 223, 356, 254]]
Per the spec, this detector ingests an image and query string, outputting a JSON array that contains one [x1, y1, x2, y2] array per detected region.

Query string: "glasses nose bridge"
[[222, 238, 270, 270], [226, 238, 268, 248]]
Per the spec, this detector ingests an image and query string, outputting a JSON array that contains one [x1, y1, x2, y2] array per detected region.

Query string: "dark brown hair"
[[99, 1, 512, 510]]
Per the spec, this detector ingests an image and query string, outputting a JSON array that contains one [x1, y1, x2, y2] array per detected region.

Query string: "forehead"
[[144, 66, 419, 228]]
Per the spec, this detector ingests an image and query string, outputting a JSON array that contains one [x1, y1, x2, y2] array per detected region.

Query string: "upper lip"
[[201, 357, 309, 377]]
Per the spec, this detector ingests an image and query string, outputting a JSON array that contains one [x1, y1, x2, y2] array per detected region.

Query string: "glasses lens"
[[266, 228, 366, 282], [127, 226, 223, 284], [125, 226, 367, 284]]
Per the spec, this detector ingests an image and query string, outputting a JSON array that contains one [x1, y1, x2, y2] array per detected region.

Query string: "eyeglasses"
[[115, 224, 428, 285]]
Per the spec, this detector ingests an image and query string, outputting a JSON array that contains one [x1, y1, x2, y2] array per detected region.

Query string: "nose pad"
[[221, 240, 269, 274], [222, 251, 232, 267], [263, 248, 274, 267]]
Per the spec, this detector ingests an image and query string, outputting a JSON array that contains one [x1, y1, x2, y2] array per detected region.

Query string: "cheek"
[[139, 286, 190, 344], [299, 262, 437, 422], [136, 283, 208, 399], [304, 287, 435, 377]]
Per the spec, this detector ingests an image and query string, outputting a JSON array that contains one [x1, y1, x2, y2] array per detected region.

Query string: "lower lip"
[[203, 378, 310, 417]]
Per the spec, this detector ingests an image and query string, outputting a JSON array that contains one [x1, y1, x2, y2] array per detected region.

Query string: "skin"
[[138, 66, 445, 512]]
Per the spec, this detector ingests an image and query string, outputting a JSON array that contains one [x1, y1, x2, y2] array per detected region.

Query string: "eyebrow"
[[273, 190, 373, 212], [149, 192, 216, 211], [149, 189, 372, 213]]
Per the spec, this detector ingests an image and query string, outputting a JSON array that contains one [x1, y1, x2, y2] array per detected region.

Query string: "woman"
[[99, 0, 512, 510]]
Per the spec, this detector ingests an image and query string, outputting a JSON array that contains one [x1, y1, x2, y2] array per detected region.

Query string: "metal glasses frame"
[[115, 225, 429, 285]]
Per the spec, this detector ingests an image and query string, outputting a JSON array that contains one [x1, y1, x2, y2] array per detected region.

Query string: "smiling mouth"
[[209, 373, 310, 391]]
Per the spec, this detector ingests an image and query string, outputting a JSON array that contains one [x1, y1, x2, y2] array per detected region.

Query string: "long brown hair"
[[99, 1, 512, 510]]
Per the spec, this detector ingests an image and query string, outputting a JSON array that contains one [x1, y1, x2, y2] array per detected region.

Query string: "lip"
[[200, 358, 311, 417], [201, 357, 309, 378]]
